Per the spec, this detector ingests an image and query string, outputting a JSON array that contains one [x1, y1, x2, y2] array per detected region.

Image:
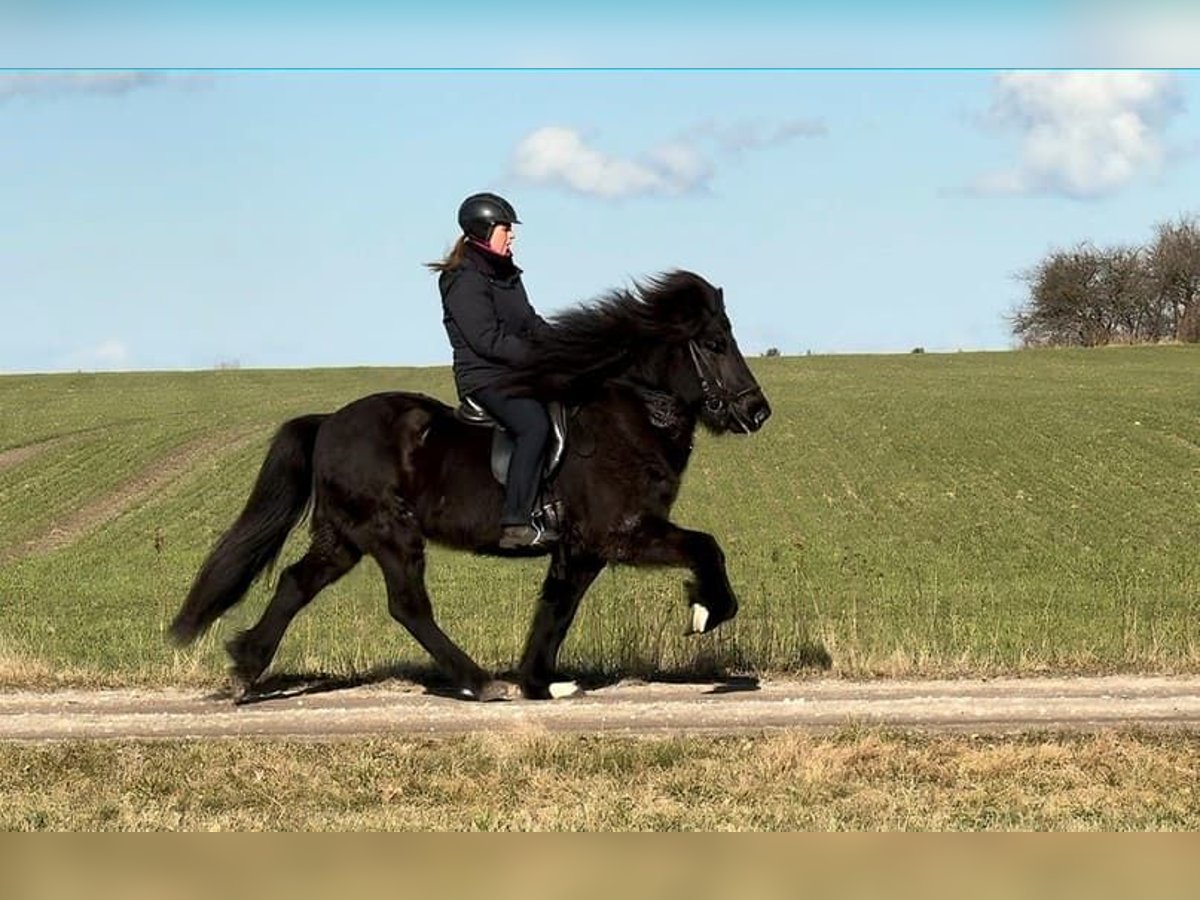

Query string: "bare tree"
[[1147, 215, 1200, 342], [1096, 245, 1154, 343], [1012, 213, 1200, 347], [1013, 244, 1107, 347]]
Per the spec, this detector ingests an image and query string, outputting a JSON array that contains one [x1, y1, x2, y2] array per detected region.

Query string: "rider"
[[428, 192, 558, 550]]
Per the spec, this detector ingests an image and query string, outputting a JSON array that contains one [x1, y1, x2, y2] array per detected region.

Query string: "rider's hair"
[[425, 236, 469, 273]]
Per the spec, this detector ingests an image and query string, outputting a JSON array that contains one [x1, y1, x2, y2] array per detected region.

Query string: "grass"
[[1, 347, 1199, 687], [1, 728, 1198, 831]]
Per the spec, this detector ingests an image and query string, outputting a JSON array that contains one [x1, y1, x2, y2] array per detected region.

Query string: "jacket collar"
[[463, 240, 522, 280]]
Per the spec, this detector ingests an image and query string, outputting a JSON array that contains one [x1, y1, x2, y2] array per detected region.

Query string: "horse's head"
[[654, 272, 772, 435], [504, 271, 771, 435]]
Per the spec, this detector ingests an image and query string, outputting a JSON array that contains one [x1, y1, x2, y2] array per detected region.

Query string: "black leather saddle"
[[454, 397, 568, 486]]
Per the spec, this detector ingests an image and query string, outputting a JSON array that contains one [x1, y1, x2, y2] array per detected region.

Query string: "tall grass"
[[1, 348, 1198, 687]]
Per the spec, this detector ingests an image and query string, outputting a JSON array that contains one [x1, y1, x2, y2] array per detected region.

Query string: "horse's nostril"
[[753, 405, 771, 427]]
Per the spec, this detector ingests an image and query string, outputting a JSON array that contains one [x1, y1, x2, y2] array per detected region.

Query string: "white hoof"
[[690, 603, 710, 634], [549, 681, 581, 699]]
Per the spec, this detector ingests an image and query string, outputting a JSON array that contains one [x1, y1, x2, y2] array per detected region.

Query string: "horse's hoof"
[[477, 679, 521, 702], [518, 680, 583, 700], [686, 602, 711, 635], [227, 659, 263, 696], [232, 684, 258, 706], [226, 634, 267, 688], [549, 681, 583, 700]]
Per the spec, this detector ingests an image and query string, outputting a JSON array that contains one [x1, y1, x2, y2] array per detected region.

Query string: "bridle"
[[686, 339, 759, 429]]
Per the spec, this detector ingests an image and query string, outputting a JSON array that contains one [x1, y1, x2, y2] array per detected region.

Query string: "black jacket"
[[440, 241, 550, 398]]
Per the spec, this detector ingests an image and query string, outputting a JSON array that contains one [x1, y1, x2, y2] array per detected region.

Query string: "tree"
[[1012, 214, 1200, 347], [1095, 245, 1155, 343], [1147, 215, 1200, 343], [1013, 243, 1108, 347]]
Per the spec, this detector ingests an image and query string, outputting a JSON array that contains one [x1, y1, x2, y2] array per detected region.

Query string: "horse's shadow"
[[223, 640, 833, 705], [220, 662, 456, 706]]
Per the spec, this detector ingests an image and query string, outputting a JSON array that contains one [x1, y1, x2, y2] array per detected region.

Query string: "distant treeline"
[[1012, 215, 1200, 347]]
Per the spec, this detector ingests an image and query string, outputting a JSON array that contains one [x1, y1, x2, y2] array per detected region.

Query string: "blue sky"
[[4, 6, 1200, 372]]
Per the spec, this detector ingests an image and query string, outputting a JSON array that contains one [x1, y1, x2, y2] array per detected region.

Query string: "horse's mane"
[[500, 270, 718, 399]]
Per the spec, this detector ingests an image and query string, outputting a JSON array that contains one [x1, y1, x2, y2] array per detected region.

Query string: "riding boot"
[[498, 492, 561, 548], [499, 521, 556, 549]]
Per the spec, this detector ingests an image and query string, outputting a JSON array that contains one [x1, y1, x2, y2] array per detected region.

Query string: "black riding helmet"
[[458, 192, 521, 242]]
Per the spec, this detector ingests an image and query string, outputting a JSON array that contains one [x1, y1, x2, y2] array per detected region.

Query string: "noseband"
[[687, 340, 759, 426]]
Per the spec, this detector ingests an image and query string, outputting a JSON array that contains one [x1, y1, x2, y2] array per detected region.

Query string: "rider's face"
[[488, 222, 514, 256]]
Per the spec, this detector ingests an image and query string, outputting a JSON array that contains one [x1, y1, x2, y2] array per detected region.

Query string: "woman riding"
[[428, 191, 557, 550]]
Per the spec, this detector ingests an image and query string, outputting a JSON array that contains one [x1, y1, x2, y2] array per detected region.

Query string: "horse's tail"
[[168, 413, 329, 646]]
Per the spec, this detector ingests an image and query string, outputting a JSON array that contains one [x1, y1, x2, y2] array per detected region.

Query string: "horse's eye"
[[704, 338, 725, 353]]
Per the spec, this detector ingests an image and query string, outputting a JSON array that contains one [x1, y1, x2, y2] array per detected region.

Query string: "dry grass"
[[1, 728, 1197, 831], [0, 640, 57, 686]]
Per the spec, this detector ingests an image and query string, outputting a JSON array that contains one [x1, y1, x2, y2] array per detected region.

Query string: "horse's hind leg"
[[369, 517, 510, 701], [518, 545, 605, 700], [226, 524, 361, 691]]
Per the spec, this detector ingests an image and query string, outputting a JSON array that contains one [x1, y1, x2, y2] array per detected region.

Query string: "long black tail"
[[169, 413, 329, 646]]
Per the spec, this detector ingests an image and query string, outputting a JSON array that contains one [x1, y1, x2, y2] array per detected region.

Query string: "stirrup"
[[534, 499, 564, 537]]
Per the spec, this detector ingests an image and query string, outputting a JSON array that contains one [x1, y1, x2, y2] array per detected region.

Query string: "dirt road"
[[2, 675, 1199, 741]]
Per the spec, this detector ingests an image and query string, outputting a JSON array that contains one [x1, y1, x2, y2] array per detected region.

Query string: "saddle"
[[454, 396, 568, 486]]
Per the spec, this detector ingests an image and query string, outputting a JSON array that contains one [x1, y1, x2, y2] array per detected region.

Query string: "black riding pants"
[[471, 387, 550, 526]]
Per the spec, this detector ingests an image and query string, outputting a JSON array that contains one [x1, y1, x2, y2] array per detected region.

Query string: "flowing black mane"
[[503, 270, 719, 398]]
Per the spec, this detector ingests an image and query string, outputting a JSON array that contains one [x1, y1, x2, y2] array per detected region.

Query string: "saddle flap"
[[489, 400, 567, 486]]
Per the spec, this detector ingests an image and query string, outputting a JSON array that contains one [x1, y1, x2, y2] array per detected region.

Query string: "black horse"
[[169, 271, 771, 700]]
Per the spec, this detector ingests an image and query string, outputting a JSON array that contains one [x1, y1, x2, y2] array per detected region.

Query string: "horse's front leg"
[[615, 515, 738, 634]]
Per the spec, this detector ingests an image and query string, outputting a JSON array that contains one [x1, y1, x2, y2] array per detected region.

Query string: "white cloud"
[[646, 141, 713, 189], [512, 127, 675, 198], [683, 118, 828, 154], [512, 119, 825, 199], [970, 71, 1184, 199], [0, 72, 176, 102]]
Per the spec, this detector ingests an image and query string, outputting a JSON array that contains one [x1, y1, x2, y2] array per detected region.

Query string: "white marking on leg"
[[690, 603, 710, 634], [549, 681, 581, 699]]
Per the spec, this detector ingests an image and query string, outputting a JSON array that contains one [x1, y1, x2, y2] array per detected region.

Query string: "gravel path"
[[2, 675, 1199, 741]]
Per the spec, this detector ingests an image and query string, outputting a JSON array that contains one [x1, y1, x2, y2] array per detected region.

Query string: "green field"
[[1, 347, 1198, 687]]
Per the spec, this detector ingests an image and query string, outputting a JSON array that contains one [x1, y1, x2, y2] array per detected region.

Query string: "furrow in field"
[[0, 438, 61, 473], [0, 428, 262, 564]]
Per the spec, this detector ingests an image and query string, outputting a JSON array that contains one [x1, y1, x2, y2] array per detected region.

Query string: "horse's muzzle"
[[736, 392, 772, 433]]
